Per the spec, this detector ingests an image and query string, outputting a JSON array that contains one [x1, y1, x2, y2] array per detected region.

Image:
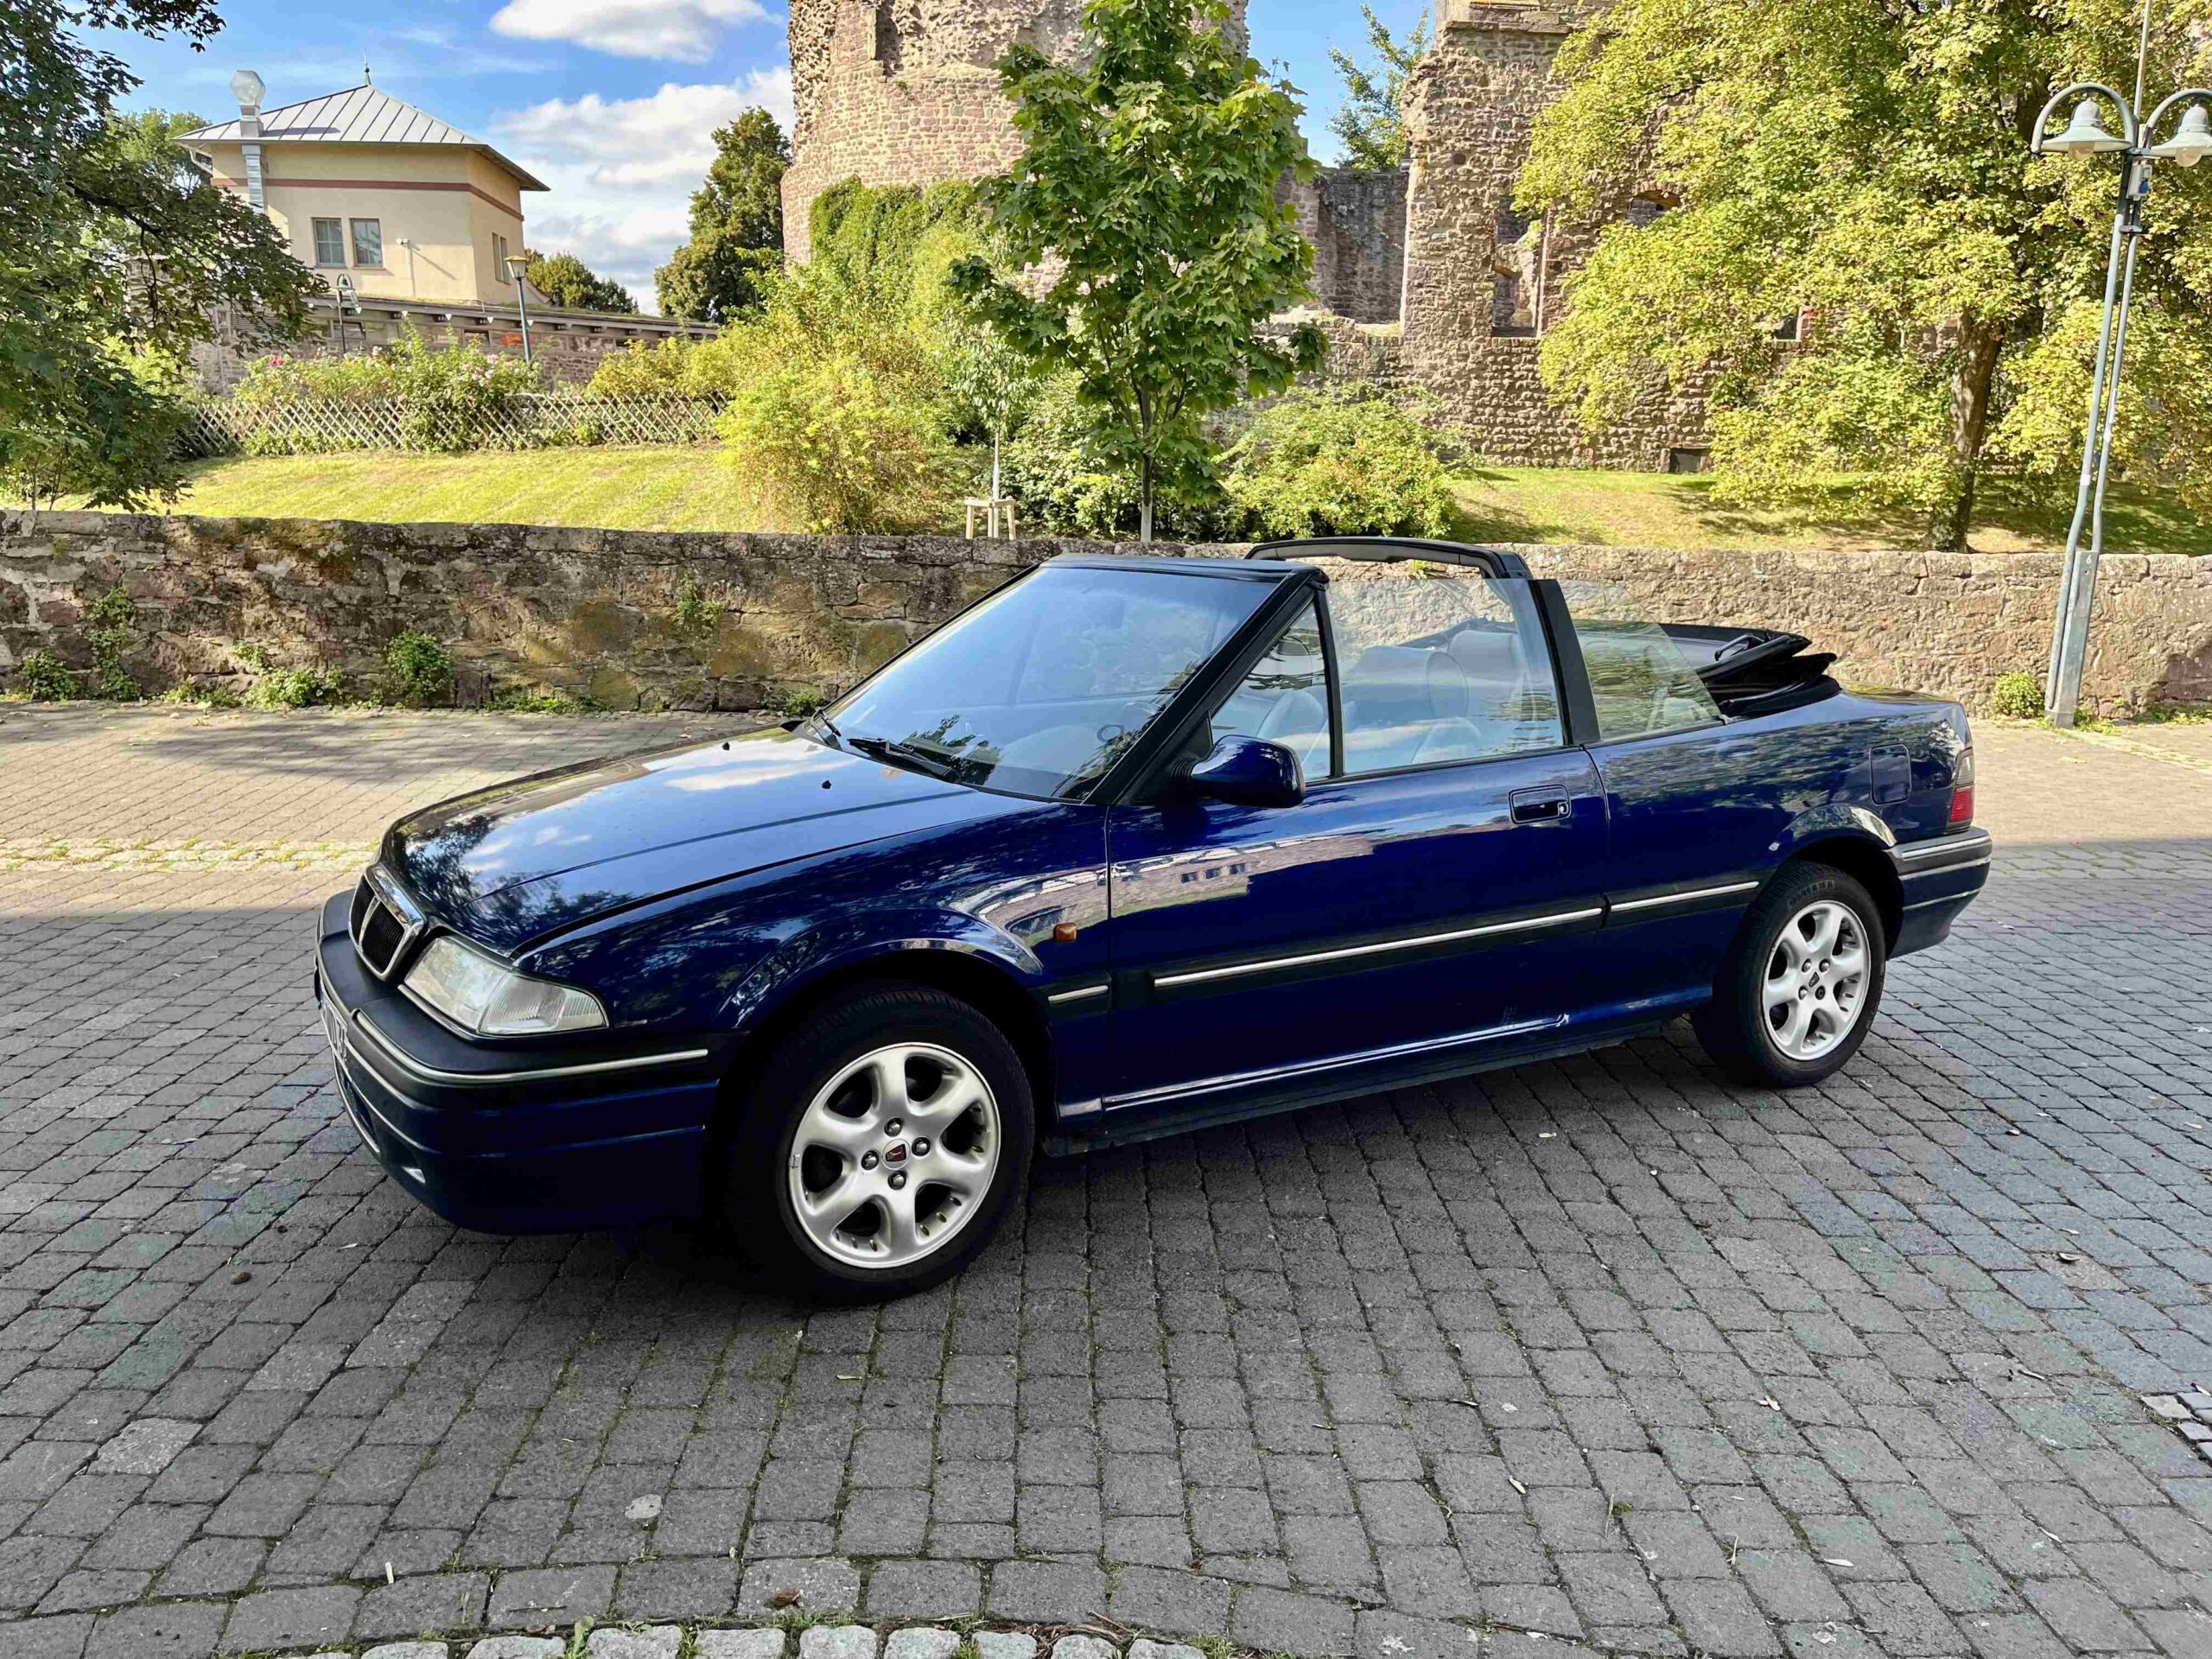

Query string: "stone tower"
[[1398, 0, 1708, 467], [782, 0, 1250, 263]]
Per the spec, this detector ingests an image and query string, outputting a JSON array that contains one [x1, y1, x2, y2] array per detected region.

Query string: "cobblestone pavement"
[[0, 703, 2208, 1659]]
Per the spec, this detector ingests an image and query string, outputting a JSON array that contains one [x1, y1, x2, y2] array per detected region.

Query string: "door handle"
[[1511, 793, 1572, 826]]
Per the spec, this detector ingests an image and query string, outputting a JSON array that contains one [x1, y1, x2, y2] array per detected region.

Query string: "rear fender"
[[1763, 808, 1904, 945], [1770, 804, 1897, 861]]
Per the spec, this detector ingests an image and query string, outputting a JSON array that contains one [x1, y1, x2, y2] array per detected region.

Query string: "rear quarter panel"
[[1594, 692, 1968, 1006]]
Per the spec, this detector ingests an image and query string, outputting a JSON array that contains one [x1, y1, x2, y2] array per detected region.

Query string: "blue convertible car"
[[316, 538, 1988, 1293]]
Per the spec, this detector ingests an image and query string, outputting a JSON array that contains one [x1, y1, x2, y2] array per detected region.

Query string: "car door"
[[1551, 581, 1810, 1014], [1099, 570, 1609, 1121]]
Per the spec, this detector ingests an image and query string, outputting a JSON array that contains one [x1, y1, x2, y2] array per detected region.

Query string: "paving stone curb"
[[260, 1624, 1460, 1659]]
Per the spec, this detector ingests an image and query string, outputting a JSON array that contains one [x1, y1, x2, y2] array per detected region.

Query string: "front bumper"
[[1889, 827, 1993, 957], [315, 892, 731, 1232]]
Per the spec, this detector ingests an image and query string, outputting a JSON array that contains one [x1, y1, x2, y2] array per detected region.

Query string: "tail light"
[[1948, 747, 1975, 828]]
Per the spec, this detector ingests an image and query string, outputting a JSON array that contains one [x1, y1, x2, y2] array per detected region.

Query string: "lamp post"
[[2033, 10, 2212, 727], [503, 255, 534, 365]]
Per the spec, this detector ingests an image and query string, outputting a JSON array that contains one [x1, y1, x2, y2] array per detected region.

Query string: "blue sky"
[[105, 1, 1430, 308]]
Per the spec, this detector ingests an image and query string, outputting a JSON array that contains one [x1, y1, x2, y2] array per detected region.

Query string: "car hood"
[[385, 726, 1026, 952]]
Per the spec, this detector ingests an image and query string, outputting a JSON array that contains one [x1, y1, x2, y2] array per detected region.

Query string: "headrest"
[[1348, 646, 1468, 721], [1450, 627, 1523, 683]]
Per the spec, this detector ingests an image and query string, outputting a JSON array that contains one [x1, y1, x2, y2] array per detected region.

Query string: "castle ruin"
[[781, 0, 1708, 468]]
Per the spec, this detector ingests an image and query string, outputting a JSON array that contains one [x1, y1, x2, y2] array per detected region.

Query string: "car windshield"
[[823, 563, 1277, 801]]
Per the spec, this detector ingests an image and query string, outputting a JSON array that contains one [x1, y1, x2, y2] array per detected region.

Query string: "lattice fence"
[[181, 394, 727, 459]]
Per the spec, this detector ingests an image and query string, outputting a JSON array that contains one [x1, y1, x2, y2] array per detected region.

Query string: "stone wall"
[[5, 512, 2208, 715], [1281, 168, 1410, 326]]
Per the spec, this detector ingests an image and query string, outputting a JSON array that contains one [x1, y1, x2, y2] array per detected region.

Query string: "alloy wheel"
[[786, 1043, 1001, 1271], [1762, 899, 1871, 1062]]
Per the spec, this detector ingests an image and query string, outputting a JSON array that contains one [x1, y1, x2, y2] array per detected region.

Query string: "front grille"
[[350, 868, 423, 980]]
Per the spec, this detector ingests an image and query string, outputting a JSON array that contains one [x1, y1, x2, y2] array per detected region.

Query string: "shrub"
[[1222, 386, 1456, 539], [587, 337, 700, 399], [245, 668, 341, 709], [17, 651, 79, 701], [83, 587, 140, 701], [723, 351, 954, 533], [1001, 376, 1248, 541], [385, 632, 455, 706], [671, 581, 721, 639], [711, 264, 957, 533], [1991, 671, 2045, 721], [492, 686, 592, 714], [232, 329, 542, 454]]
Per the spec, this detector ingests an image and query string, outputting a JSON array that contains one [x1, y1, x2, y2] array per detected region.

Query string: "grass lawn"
[[80, 446, 2212, 555], [130, 448, 765, 534], [1449, 466, 2212, 555]]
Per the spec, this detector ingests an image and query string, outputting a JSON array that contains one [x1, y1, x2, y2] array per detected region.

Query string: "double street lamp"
[[2033, 17, 2212, 727]]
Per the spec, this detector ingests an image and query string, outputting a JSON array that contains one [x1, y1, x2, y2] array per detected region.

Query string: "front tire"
[[1694, 863, 1885, 1087], [725, 983, 1033, 1298]]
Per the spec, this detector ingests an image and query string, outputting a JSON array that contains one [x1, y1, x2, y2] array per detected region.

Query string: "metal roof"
[[177, 85, 548, 191]]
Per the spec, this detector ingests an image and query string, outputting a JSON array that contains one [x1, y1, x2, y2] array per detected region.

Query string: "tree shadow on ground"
[[0, 703, 736, 784]]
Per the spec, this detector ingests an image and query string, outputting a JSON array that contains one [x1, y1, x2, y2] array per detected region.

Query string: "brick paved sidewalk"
[[0, 708, 2207, 1659]]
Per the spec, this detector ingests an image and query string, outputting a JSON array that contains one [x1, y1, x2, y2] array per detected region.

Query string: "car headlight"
[[403, 936, 607, 1036]]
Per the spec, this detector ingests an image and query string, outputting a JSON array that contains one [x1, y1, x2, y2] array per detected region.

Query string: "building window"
[[1667, 447, 1712, 475], [1624, 194, 1670, 229], [1773, 311, 1804, 341], [1491, 210, 1541, 338], [311, 218, 346, 267], [493, 234, 512, 283], [349, 218, 384, 267]]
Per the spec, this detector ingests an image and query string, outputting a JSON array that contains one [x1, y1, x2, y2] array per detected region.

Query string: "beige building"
[[176, 76, 715, 387], [179, 80, 546, 307]]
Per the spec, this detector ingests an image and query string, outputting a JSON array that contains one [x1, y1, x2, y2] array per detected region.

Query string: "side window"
[[1560, 582, 1722, 741], [1328, 574, 1564, 775], [1209, 598, 1329, 777]]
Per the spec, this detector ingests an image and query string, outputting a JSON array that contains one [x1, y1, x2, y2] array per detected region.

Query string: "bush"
[[491, 686, 592, 714], [1991, 671, 2045, 721], [1001, 376, 1248, 541], [385, 632, 455, 706], [245, 668, 341, 709], [711, 259, 958, 533], [387, 632, 455, 703], [83, 587, 140, 701], [587, 337, 700, 398], [671, 581, 721, 639], [17, 651, 79, 701], [1222, 386, 1456, 539], [232, 329, 543, 454], [724, 353, 954, 533]]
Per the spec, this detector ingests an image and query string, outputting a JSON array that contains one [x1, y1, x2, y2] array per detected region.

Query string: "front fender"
[[722, 908, 1046, 1033]]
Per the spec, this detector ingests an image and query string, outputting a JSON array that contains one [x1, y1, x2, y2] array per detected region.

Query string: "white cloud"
[[492, 72, 794, 310], [489, 0, 771, 63]]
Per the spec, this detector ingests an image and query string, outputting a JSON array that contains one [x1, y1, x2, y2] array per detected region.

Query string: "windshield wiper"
[[845, 734, 961, 780], [803, 710, 842, 745]]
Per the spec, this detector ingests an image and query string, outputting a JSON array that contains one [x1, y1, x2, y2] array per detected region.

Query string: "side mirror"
[[1181, 734, 1306, 810]]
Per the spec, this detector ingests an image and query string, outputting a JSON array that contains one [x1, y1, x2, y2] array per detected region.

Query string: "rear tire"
[[723, 983, 1033, 1299], [1694, 863, 1885, 1087]]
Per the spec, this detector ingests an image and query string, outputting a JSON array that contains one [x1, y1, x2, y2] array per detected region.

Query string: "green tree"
[[655, 109, 790, 322], [3, 6, 315, 511], [954, 0, 1325, 542], [1516, 0, 2212, 550], [2, 6, 316, 511], [523, 250, 636, 315], [1327, 5, 1430, 171]]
